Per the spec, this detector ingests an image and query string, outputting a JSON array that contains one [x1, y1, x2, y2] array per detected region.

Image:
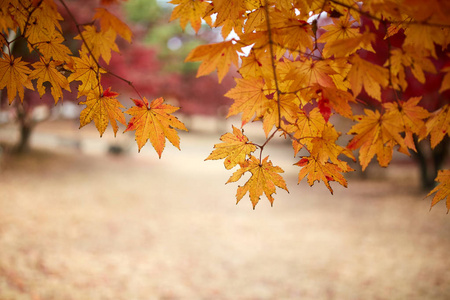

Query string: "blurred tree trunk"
[[413, 136, 449, 190], [14, 102, 34, 154]]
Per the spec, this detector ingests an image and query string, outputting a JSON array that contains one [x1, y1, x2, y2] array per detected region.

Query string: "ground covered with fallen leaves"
[[0, 120, 449, 300]]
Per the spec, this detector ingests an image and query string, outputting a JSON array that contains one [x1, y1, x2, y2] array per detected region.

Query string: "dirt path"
[[0, 121, 449, 299]]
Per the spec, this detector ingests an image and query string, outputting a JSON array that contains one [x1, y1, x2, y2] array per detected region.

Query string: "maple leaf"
[[425, 104, 450, 149], [238, 50, 273, 80], [206, 125, 257, 169], [124, 97, 188, 157], [317, 85, 355, 119], [93, 8, 133, 43], [283, 59, 336, 91], [244, 5, 266, 33], [383, 97, 430, 150], [262, 95, 299, 136], [268, 7, 314, 55], [310, 124, 355, 172], [0, 54, 33, 104], [387, 47, 436, 90], [29, 59, 71, 103], [67, 51, 105, 98], [404, 24, 445, 58], [185, 40, 242, 83], [75, 25, 119, 64], [226, 77, 270, 125], [427, 169, 450, 213], [439, 65, 450, 93], [347, 55, 389, 101], [79, 87, 126, 137], [227, 155, 288, 209], [23, 0, 63, 45], [169, 0, 210, 33], [212, 0, 246, 38], [347, 109, 408, 171], [295, 156, 348, 194], [318, 15, 375, 58], [37, 33, 73, 63]]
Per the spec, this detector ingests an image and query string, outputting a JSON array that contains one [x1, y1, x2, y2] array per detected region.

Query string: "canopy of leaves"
[[1, 0, 449, 211]]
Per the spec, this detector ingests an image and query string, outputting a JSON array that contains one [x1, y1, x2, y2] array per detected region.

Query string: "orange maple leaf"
[[169, 0, 210, 33], [347, 109, 408, 171], [317, 85, 355, 119], [93, 8, 133, 43], [295, 155, 349, 194], [29, 59, 71, 103], [383, 97, 430, 150], [0, 54, 33, 104], [427, 169, 450, 213], [227, 155, 288, 209], [124, 97, 188, 157], [347, 55, 389, 101], [206, 125, 257, 170], [185, 40, 242, 83], [79, 87, 126, 137]]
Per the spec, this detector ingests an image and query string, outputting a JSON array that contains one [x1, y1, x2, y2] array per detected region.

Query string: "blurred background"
[[0, 0, 449, 299]]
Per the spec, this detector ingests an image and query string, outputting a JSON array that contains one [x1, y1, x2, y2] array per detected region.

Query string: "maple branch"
[[263, 0, 281, 129]]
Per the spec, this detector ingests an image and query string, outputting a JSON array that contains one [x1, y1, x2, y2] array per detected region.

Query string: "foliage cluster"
[[0, 0, 449, 211]]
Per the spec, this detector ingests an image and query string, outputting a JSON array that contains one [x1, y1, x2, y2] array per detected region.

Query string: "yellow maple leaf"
[[79, 87, 126, 137], [227, 155, 288, 209], [283, 59, 336, 92], [318, 15, 375, 58], [212, 0, 246, 38], [75, 25, 119, 64], [124, 97, 188, 157], [262, 94, 299, 137], [29, 59, 71, 103], [310, 124, 355, 172], [226, 77, 270, 125], [238, 50, 273, 80], [23, 0, 62, 45], [269, 7, 314, 55], [295, 155, 348, 194], [169, 0, 210, 33], [427, 169, 450, 213], [67, 51, 105, 98], [93, 8, 133, 43], [425, 104, 450, 149], [185, 40, 242, 83], [347, 55, 389, 101], [206, 125, 257, 169], [0, 54, 33, 104], [244, 5, 265, 33], [37, 33, 73, 63], [347, 109, 408, 171]]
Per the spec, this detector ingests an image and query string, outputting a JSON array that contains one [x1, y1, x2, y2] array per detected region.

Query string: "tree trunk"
[[14, 103, 34, 154], [413, 136, 449, 190], [15, 122, 33, 154]]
